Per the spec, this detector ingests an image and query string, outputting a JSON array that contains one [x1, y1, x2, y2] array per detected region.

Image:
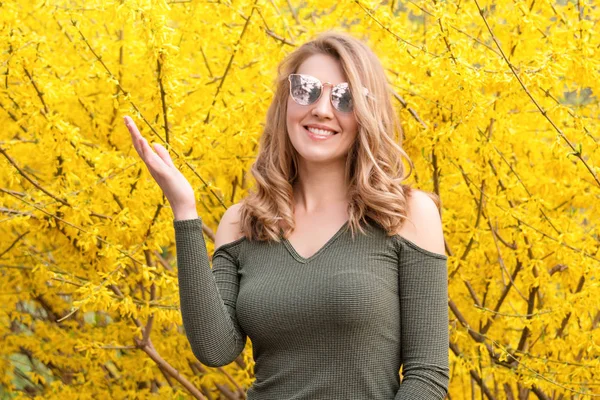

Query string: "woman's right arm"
[[124, 116, 246, 366], [174, 204, 247, 366]]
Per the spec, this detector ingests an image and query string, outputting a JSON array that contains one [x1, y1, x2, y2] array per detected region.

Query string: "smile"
[[304, 126, 338, 140]]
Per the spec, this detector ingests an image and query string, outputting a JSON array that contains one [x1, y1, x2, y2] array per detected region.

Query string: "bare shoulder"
[[214, 202, 244, 250], [396, 189, 445, 256]]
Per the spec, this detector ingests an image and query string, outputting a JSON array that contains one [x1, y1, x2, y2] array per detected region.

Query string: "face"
[[286, 53, 359, 166]]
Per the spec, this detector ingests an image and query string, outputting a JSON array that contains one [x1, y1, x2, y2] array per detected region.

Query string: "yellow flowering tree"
[[0, 0, 598, 399]]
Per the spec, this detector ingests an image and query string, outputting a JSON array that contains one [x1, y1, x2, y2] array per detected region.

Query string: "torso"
[[233, 219, 407, 399]]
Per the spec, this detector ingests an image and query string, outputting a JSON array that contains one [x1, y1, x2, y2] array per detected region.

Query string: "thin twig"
[[265, 29, 295, 46], [141, 249, 157, 346], [0, 230, 29, 258], [539, 85, 596, 144], [23, 67, 49, 115], [438, 19, 457, 64], [0, 146, 69, 206], [204, 0, 259, 124], [486, 217, 528, 302], [199, 47, 213, 77], [286, 0, 300, 24], [392, 92, 428, 129], [354, 0, 440, 57], [474, 304, 552, 318], [152, 249, 173, 272]]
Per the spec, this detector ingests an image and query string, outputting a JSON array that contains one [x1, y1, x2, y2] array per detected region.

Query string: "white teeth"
[[307, 127, 335, 136]]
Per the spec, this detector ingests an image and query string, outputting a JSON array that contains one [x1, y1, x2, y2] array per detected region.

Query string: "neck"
[[292, 159, 349, 215]]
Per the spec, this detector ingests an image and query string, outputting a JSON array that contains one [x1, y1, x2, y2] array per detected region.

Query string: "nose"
[[311, 85, 335, 119]]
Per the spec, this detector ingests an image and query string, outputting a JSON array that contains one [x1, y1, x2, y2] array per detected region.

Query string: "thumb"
[[153, 143, 175, 168]]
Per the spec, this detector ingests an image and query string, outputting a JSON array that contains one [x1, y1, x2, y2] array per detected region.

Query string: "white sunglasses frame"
[[287, 73, 372, 113]]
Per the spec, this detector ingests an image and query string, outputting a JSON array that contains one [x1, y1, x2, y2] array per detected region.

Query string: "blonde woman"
[[125, 31, 449, 399]]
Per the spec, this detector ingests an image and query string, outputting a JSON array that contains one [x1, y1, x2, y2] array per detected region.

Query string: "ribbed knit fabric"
[[174, 217, 449, 400]]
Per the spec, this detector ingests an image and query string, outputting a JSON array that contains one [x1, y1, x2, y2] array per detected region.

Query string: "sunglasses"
[[288, 73, 371, 113]]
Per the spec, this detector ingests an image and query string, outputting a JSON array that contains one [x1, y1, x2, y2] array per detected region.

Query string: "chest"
[[283, 218, 349, 260], [235, 233, 400, 342]]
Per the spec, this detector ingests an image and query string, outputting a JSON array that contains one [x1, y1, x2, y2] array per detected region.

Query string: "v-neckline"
[[282, 220, 349, 264]]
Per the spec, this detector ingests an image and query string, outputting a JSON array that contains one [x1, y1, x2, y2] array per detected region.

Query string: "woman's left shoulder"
[[395, 189, 446, 257]]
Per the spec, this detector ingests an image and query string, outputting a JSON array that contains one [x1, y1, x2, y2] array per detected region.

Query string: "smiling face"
[[286, 53, 359, 166]]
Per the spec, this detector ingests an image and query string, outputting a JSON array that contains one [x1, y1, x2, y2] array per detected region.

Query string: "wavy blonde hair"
[[239, 31, 438, 241]]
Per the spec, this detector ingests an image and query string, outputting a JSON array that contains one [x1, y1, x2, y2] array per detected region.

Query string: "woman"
[[125, 31, 449, 399]]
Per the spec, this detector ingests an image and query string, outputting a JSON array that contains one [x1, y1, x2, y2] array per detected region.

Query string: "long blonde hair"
[[239, 31, 436, 241]]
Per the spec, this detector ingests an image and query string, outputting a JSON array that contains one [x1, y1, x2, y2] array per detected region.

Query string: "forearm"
[[174, 218, 246, 366]]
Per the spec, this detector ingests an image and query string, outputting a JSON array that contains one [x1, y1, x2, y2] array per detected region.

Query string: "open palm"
[[124, 116, 196, 212]]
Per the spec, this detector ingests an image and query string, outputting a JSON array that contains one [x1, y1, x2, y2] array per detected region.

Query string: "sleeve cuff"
[[173, 217, 203, 229]]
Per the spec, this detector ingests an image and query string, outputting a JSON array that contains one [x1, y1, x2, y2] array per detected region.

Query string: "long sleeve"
[[173, 218, 246, 367], [394, 236, 450, 399]]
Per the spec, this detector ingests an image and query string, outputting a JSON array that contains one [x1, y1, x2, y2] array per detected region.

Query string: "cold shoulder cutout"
[[393, 233, 448, 260]]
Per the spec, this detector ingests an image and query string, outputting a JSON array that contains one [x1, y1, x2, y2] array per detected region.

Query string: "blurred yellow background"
[[0, 0, 598, 398]]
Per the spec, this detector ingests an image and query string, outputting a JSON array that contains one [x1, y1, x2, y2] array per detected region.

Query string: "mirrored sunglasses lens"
[[331, 83, 353, 112], [290, 75, 321, 105]]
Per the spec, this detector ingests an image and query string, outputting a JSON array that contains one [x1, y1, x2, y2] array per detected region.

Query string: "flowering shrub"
[[0, 0, 598, 398]]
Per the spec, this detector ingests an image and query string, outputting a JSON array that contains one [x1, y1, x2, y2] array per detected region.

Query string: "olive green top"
[[174, 217, 449, 399]]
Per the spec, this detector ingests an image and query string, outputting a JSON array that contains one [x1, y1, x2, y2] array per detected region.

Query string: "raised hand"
[[124, 116, 198, 220]]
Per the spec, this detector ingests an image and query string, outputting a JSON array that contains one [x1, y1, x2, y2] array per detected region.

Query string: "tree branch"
[[449, 341, 496, 400], [157, 57, 169, 143], [0, 147, 70, 206], [136, 338, 207, 400]]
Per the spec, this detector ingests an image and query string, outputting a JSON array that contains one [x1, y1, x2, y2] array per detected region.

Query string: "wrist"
[[172, 205, 199, 221]]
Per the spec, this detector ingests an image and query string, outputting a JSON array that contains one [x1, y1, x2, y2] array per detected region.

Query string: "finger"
[[139, 137, 167, 170], [137, 137, 146, 159], [124, 116, 143, 156], [124, 116, 140, 136], [153, 143, 175, 168], [125, 117, 167, 171]]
